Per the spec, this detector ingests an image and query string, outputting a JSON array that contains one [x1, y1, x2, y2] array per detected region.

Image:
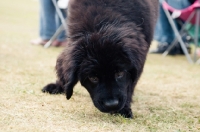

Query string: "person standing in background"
[[150, 0, 196, 55], [31, 0, 67, 47]]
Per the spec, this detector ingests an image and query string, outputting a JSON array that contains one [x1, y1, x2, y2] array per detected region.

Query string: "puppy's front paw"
[[118, 108, 133, 119], [42, 83, 64, 94]]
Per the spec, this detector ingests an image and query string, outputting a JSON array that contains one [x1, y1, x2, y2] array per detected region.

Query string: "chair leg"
[[194, 9, 200, 62], [162, 6, 194, 63], [163, 11, 196, 57], [44, 24, 64, 48], [162, 39, 178, 56], [52, 0, 67, 30]]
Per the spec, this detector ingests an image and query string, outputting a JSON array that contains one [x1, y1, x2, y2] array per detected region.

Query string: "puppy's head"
[[78, 37, 136, 113], [57, 24, 148, 113]]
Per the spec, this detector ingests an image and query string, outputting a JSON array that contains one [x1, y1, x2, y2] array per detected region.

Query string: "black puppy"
[[42, 0, 158, 118]]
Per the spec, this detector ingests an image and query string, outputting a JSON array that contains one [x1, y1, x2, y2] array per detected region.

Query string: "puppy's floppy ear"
[[56, 47, 79, 100]]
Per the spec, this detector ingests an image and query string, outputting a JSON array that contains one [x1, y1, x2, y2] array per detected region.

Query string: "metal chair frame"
[[161, 0, 200, 64]]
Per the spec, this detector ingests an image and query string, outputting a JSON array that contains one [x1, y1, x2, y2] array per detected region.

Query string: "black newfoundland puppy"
[[42, 0, 158, 118]]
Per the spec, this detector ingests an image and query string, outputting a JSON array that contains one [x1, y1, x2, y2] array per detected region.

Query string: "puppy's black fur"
[[42, 0, 158, 118]]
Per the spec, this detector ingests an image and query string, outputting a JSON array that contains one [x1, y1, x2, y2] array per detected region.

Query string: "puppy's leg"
[[42, 81, 64, 94], [118, 82, 136, 118], [118, 105, 133, 118]]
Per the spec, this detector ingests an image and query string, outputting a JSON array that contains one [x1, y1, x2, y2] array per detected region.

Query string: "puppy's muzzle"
[[102, 99, 119, 111]]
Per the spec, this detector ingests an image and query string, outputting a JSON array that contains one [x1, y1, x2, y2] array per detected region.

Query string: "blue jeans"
[[39, 0, 66, 41], [154, 0, 191, 44]]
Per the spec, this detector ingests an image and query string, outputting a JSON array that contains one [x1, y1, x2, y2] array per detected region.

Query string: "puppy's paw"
[[118, 108, 133, 119], [42, 83, 64, 94]]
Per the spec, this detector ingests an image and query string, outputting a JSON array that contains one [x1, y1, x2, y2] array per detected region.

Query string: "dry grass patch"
[[0, 0, 200, 131]]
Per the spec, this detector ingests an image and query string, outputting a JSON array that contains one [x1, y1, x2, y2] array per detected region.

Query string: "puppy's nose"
[[103, 99, 119, 110]]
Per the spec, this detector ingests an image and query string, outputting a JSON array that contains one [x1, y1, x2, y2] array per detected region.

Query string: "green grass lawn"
[[0, 0, 200, 131]]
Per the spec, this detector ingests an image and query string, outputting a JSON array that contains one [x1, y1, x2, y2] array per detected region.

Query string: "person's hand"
[[58, 0, 69, 9]]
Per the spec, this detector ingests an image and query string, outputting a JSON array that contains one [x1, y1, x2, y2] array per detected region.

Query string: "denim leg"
[[39, 0, 57, 40], [154, 4, 175, 44], [168, 0, 191, 9]]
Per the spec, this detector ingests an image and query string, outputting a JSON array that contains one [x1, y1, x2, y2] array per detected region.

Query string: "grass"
[[0, 0, 200, 131]]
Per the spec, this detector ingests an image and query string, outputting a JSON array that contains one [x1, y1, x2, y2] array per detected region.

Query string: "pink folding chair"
[[161, 0, 200, 64]]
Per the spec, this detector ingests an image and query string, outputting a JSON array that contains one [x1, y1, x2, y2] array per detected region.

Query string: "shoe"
[[175, 43, 191, 55], [51, 40, 68, 47], [149, 42, 172, 54], [30, 38, 49, 45], [60, 40, 68, 47], [150, 42, 190, 55]]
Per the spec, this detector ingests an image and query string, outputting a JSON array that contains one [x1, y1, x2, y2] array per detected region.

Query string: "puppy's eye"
[[88, 76, 99, 84], [115, 71, 125, 79]]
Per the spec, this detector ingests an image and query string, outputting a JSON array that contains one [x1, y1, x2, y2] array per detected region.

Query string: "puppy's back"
[[67, 0, 158, 44]]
